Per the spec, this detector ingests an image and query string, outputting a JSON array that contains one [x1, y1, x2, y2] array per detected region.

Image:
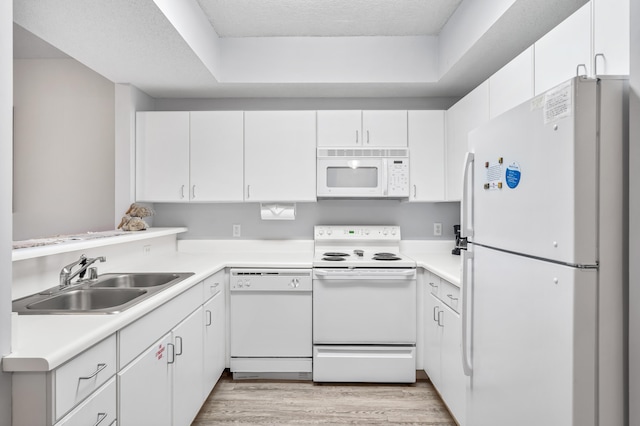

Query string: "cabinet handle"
[[206, 310, 212, 326], [167, 343, 175, 364], [79, 363, 107, 380], [247, 185, 251, 199], [180, 185, 185, 199], [192, 184, 196, 199], [437, 310, 444, 327], [428, 282, 438, 289], [175, 336, 183, 356], [594, 53, 605, 76], [447, 294, 459, 301], [576, 63, 587, 77], [413, 185, 417, 198], [356, 130, 359, 144], [433, 306, 439, 322], [108, 420, 117, 426], [92, 413, 108, 426], [366, 130, 370, 144]]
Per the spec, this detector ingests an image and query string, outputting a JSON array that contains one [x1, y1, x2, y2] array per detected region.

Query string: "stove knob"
[[245, 280, 251, 288], [383, 228, 389, 236], [391, 228, 397, 235], [289, 278, 299, 288], [318, 229, 324, 236], [365, 229, 370, 235], [327, 229, 332, 236]]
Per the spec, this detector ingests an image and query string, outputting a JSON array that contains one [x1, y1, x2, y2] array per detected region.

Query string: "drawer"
[[439, 279, 460, 313], [203, 270, 224, 303], [55, 377, 116, 426], [55, 335, 116, 421], [425, 272, 441, 296], [119, 281, 203, 368]]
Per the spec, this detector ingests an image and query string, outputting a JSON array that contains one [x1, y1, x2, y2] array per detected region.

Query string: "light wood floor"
[[192, 374, 456, 425]]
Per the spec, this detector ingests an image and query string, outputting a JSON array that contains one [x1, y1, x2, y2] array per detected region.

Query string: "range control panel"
[[314, 226, 401, 241]]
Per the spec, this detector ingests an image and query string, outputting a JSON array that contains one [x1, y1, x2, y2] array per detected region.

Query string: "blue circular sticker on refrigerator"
[[505, 162, 521, 189]]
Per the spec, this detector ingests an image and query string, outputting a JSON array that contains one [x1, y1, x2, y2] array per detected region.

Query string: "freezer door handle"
[[461, 152, 474, 239], [461, 249, 474, 376]]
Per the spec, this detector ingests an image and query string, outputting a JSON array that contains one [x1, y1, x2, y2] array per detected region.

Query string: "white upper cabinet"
[[446, 81, 490, 201], [408, 110, 445, 201], [190, 111, 244, 202], [244, 111, 317, 202], [534, 3, 592, 95], [317, 110, 363, 146], [136, 111, 190, 202], [317, 110, 407, 147], [136, 111, 244, 202], [593, 0, 630, 75], [362, 110, 408, 147], [489, 47, 534, 119]]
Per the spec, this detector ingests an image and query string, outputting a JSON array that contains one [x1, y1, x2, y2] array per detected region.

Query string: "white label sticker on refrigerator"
[[484, 161, 503, 190], [543, 81, 572, 124], [505, 162, 521, 189]]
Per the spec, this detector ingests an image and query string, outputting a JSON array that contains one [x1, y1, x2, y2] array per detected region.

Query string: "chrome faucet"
[[59, 254, 106, 289]]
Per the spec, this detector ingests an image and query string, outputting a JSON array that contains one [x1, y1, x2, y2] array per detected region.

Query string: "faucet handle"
[[88, 267, 99, 280]]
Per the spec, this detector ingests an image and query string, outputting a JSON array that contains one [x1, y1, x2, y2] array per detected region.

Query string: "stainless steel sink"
[[25, 288, 146, 312], [12, 272, 194, 315], [89, 273, 181, 288]]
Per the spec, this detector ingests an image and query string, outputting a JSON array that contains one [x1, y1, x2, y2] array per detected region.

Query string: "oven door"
[[312, 268, 417, 344], [316, 157, 386, 197]]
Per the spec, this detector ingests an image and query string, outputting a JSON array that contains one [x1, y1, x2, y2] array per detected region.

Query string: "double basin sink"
[[12, 272, 194, 315]]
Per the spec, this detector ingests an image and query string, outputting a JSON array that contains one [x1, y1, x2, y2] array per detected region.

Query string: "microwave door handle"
[[381, 159, 388, 196]]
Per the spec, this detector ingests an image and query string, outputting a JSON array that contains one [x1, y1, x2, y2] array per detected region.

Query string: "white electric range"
[[312, 226, 417, 383]]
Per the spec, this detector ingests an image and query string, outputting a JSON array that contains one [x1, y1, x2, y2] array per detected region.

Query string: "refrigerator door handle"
[[461, 152, 474, 238], [461, 248, 474, 376]]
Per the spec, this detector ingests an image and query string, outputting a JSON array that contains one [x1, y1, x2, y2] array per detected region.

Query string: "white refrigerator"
[[461, 76, 627, 426]]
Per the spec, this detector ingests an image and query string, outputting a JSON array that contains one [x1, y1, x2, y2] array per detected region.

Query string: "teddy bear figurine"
[[117, 203, 155, 231]]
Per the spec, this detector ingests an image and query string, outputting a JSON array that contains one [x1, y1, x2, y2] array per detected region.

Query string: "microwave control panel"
[[387, 159, 409, 197]]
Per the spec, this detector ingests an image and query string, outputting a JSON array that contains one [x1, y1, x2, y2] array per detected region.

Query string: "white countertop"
[[5, 239, 461, 373]]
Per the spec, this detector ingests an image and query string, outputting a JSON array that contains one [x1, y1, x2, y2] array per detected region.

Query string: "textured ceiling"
[[196, 0, 463, 37]]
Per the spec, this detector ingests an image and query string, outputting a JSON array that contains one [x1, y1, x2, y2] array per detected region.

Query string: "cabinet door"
[[446, 81, 489, 201], [489, 47, 534, 119], [362, 110, 408, 147], [408, 110, 445, 201], [423, 292, 442, 389], [136, 111, 190, 202], [190, 111, 244, 202], [118, 333, 172, 426], [203, 290, 226, 400], [593, 0, 630, 75], [173, 308, 205, 426], [317, 110, 362, 146], [440, 304, 467, 425], [244, 111, 316, 202], [534, 3, 592, 95]]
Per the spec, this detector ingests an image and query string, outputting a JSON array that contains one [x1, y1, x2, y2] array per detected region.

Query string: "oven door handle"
[[313, 269, 416, 280]]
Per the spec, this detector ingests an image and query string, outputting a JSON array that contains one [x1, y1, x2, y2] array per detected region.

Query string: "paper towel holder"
[[260, 203, 296, 220]]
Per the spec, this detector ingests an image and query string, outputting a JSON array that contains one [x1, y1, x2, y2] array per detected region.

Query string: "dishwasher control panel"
[[230, 269, 312, 291]]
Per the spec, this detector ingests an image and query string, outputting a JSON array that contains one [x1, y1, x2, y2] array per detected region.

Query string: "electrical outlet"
[[233, 224, 241, 238], [433, 223, 442, 237], [143, 245, 151, 255]]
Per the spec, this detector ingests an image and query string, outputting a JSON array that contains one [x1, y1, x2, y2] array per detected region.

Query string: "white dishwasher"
[[229, 268, 313, 380]]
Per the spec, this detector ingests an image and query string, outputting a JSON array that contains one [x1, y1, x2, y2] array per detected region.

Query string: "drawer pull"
[[92, 412, 107, 426], [79, 363, 107, 380], [437, 310, 444, 327], [433, 306, 439, 322], [447, 294, 459, 301], [108, 420, 117, 426], [206, 310, 212, 326], [428, 282, 438, 288]]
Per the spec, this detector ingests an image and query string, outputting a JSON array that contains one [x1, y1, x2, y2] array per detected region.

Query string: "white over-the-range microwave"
[[316, 148, 410, 198]]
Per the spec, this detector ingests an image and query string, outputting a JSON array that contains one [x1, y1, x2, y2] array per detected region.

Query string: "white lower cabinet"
[[423, 272, 466, 425], [118, 333, 173, 426], [203, 288, 226, 400], [172, 308, 205, 426]]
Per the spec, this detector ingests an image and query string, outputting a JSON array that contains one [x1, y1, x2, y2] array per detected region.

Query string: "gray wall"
[[629, 0, 639, 424], [153, 97, 459, 112], [1, 2, 12, 425], [153, 201, 460, 240], [12, 58, 115, 240]]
